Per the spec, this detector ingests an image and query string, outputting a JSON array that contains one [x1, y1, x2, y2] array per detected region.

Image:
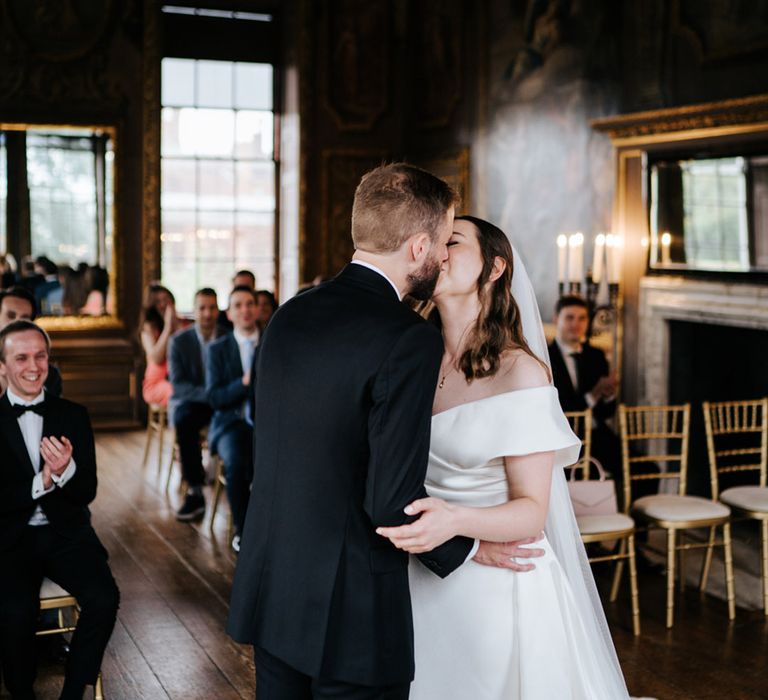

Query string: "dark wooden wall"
[[2, 0, 766, 423], [298, 0, 481, 284]]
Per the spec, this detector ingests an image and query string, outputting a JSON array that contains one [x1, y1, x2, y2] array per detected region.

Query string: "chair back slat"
[[703, 398, 768, 498], [619, 403, 690, 513], [564, 408, 592, 479]]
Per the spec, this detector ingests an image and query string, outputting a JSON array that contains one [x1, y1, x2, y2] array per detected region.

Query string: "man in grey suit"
[[206, 286, 259, 551], [168, 288, 220, 521]]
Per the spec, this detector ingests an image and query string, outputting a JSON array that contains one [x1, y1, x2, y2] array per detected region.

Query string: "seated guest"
[[169, 288, 220, 521], [80, 266, 110, 316], [218, 270, 257, 332], [254, 289, 278, 333], [0, 287, 62, 397], [232, 269, 256, 290], [548, 295, 621, 478], [1, 252, 18, 288], [140, 284, 185, 407], [0, 320, 119, 700], [206, 286, 259, 551], [34, 256, 62, 315], [61, 264, 89, 316]]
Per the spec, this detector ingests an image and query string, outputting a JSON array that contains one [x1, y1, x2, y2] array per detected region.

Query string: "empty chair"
[[703, 398, 768, 614], [619, 403, 735, 628]]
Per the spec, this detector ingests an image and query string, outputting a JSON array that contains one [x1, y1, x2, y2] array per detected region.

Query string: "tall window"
[[161, 58, 276, 311]]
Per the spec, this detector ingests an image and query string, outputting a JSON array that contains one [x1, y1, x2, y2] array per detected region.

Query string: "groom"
[[228, 163, 540, 699]]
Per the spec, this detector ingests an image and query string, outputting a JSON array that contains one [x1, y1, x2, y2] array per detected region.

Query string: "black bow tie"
[[11, 402, 46, 418]]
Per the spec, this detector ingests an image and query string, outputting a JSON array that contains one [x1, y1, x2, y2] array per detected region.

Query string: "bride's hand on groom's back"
[[375, 497, 458, 553], [472, 535, 545, 572]]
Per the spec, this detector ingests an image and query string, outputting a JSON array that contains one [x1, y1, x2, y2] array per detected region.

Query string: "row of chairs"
[[566, 398, 768, 633], [142, 403, 232, 540]]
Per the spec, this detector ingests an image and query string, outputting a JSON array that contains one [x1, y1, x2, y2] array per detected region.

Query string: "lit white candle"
[[606, 233, 622, 283], [568, 232, 584, 284], [661, 231, 672, 265], [592, 233, 606, 284], [557, 234, 568, 283]]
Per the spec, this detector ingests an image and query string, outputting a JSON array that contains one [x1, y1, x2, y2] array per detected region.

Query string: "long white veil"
[[510, 245, 630, 698]]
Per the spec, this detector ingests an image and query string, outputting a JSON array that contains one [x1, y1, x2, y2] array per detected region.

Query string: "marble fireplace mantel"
[[638, 276, 768, 406]]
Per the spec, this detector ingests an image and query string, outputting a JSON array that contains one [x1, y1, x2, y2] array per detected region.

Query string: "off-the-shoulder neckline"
[[431, 384, 555, 419]]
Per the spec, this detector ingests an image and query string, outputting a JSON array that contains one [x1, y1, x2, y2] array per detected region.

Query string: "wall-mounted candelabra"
[[556, 231, 622, 340]]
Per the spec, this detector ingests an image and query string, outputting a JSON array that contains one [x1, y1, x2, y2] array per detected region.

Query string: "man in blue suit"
[[206, 286, 259, 551], [168, 288, 220, 521]]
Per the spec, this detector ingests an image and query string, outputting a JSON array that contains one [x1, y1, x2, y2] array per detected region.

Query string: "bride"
[[377, 216, 630, 699]]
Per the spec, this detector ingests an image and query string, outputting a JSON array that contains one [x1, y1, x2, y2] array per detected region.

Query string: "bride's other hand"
[[473, 533, 545, 572], [375, 497, 458, 553]]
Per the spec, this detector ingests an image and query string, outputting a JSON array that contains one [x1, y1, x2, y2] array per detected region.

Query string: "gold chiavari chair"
[[564, 409, 592, 479], [39, 579, 105, 699], [567, 408, 640, 635], [164, 427, 209, 497], [208, 454, 234, 542], [141, 403, 168, 471], [619, 403, 735, 628], [703, 398, 768, 613]]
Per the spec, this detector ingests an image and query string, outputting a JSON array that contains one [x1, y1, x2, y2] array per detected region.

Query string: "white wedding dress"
[[408, 385, 631, 699]]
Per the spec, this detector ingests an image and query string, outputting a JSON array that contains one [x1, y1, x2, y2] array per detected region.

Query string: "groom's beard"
[[407, 256, 442, 301]]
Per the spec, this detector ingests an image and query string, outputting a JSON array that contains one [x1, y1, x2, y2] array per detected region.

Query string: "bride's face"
[[433, 219, 483, 299]]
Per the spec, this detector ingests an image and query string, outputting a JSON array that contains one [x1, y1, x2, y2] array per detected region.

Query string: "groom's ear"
[[408, 232, 432, 263]]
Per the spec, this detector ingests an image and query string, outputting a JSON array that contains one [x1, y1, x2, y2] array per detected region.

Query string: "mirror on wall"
[[648, 153, 768, 273], [0, 124, 116, 318]]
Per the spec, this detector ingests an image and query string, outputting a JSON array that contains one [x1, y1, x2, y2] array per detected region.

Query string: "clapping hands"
[[41, 436, 73, 476], [591, 373, 617, 401]]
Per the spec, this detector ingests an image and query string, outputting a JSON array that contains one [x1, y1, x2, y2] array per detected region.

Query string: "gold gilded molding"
[[37, 315, 124, 332], [592, 93, 768, 143], [141, 0, 161, 289]]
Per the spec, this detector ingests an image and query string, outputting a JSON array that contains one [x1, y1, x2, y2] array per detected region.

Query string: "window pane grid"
[[161, 57, 276, 310]]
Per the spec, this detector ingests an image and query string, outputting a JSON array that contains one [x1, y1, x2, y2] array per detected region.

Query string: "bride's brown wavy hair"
[[420, 215, 549, 382]]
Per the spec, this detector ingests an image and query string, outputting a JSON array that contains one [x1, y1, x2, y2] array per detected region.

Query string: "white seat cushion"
[[632, 494, 730, 522], [720, 486, 768, 514], [577, 513, 635, 535], [40, 578, 71, 599]]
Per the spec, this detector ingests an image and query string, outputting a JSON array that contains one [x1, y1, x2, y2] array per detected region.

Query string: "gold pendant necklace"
[[438, 361, 455, 389]]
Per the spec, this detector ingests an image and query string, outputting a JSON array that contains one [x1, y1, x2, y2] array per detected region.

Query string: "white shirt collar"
[[233, 328, 260, 345], [556, 337, 582, 356], [350, 260, 402, 300], [6, 386, 45, 407]]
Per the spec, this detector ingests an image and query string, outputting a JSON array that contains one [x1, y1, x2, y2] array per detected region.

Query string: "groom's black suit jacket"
[[227, 264, 473, 686], [0, 392, 98, 552]]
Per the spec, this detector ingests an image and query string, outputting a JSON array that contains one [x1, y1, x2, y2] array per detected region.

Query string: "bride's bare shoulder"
[[495, 348, 550, 392]]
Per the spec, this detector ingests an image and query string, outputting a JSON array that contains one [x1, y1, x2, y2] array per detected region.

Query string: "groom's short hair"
[[351, 163, 459, 253]]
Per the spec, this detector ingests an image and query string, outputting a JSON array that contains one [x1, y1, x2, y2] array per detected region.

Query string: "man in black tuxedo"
[[548, 295, 622, 480], [228, 164, 534, 699], [0, 320, 119, 700], [206, 286, 259, 552], [0, 287, 63, 397]]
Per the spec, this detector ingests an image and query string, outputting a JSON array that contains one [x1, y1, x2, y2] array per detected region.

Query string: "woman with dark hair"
[[254, 289, 278, 332], [140, 284, 185, 406], [377, 216, 630, 699]]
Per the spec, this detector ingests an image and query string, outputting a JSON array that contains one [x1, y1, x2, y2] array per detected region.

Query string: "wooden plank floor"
[[4, 430, 768, 699]]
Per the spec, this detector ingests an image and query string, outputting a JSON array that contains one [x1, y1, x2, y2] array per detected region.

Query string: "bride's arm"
[[376, 450, 554, 552]]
